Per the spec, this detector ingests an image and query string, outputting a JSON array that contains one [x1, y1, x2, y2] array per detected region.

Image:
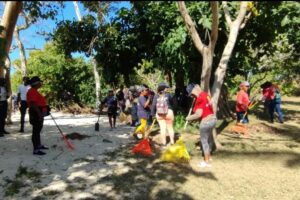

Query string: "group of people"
[[0, 76, 50, 155], [100, 82, 217, 168], [236, 81, 284, 125]]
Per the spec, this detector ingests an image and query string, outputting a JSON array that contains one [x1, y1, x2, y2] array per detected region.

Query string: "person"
[[128, 86, 139, 127], [134, 86, 151, 139], [17, 76, 30, 132], [236, 81, 250, 124], [0, 78, 9, 137], [101, 90, 118, 130], [273, 84, 284, 123], [185, 84, 217, 168], [116, 85, 125, 113], [27, 76, 50, 155], [151, 82, 175, 147], [261, 81, 276, 123]]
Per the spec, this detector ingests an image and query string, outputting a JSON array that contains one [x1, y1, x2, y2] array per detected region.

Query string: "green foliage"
[[22, 43, 95, 108]]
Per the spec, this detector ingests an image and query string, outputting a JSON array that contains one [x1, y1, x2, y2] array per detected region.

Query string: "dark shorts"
[[108, 107, 117, 117]]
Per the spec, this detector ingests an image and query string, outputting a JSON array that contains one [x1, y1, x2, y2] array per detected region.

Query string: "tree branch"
[[222, 1, 232, 26], [16, 11, 32, 31], [240, 11, 252, 30], [177, 1, 205, 55], [209, 1, 219, 51], [234, 2, 248, 24]]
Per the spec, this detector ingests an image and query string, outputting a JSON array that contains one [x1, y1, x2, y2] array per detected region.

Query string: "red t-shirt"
[[236, 90, 250, 112], [193, 92, 214, 120], [27, 88, 47, 107], [263, 86, 275, 100]]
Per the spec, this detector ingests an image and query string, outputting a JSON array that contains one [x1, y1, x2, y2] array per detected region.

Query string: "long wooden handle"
[[184, 98, 196, 130], [144, 119, 157, 138]]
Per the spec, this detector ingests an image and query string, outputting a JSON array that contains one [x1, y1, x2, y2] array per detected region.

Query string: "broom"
[[50, 114, 75, 150], [184, 98, 196, 130]]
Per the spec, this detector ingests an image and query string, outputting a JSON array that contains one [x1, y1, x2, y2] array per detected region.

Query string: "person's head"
[[108, 90, 114, 96], [120, 85, 124, 90], [157, 82, 169, 94], [186, 83, 202, 98], [138, 86, 149, 96], [240, 81, 250, 92], [29, 76, 43, 88], [0, 78, 6, 87], [23, 76, 29, 85]]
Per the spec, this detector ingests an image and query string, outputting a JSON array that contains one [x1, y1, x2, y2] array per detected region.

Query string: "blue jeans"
[[237, 111, 249, 124], [275, 103, 284, 122]]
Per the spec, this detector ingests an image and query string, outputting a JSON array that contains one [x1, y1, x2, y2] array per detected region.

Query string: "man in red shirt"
[[27, 76, 49, 155], [186, 84, 217, 168], [261, 82, 276, 123], [236, 81, 250, 124]]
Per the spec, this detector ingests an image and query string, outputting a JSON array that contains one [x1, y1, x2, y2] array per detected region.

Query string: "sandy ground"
[[0, 97, 300, 200], [0, 112, 135, 200]]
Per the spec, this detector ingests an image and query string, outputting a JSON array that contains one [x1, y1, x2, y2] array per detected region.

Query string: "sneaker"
[[199, 161, 211, 168], [38, 145, 49, 150], [19, 129, 24, 133], [3, 131, 10, 134], [33, 150, 46, 155]]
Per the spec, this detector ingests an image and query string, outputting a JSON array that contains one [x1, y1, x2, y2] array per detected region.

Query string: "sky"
[[0, 1, 131, 74]]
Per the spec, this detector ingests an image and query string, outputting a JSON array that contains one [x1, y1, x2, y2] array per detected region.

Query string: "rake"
[[50, 114, 75, 150]]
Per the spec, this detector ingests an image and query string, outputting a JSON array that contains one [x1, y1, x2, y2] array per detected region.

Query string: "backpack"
[[156, 93, 169, 115]]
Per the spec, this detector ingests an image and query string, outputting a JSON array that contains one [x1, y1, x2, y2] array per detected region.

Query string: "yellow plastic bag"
[[160, 138, 191, 163]]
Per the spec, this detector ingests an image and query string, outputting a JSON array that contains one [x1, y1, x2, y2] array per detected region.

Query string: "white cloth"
[[0, 86, 7, 101], [18, 84, 30, 101]]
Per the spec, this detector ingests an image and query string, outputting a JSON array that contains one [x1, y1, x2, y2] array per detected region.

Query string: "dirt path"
[[0, 97, 299, 200]]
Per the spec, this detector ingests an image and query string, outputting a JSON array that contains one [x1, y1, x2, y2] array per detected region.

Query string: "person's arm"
[[186, 108, 203, 121]]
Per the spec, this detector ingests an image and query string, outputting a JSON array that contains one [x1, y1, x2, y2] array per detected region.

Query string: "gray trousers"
[[199, 117, 217, 155]]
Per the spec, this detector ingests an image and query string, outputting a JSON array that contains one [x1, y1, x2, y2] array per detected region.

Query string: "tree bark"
[[13, 28, 27, 76], [211, 2, 248, 112], [73, 1, 101, 107], [5, 57, 12, 124], [0, 1, 22, 78], [178, 1, 219, 92]]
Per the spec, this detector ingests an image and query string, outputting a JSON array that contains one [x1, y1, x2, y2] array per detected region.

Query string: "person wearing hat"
[[151, 82, 175, 147], [100, 89, 118, 130], [17, 76, 30, 133], [236, 81, 250, 124], [133, 85, 151, 139], [185, 84, 217, 168], [0, 78, 10, 137], [27, 76, 49, 155]]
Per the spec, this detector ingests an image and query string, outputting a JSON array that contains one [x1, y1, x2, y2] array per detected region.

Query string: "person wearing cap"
[[100, 90, 118, 130], [27, 76, 50, 155], [133, 86, 151, 139], [151, 82, 175, 147], [0, 78, 10, 137], [236, 81, 251, 124], [185, 84, 217, 168], [17, 76, 31, 133]]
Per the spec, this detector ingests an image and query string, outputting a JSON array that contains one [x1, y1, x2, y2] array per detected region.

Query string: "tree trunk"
[[73, 1, 101, 107], [14, 28, 27, 76], [0, 1, 22, 78], [91, 57, 101, 107], [201, 48, 213, 92], [73, 1, 82, 21], [211, 2, 248, 113], [5, 57, 12, 124]]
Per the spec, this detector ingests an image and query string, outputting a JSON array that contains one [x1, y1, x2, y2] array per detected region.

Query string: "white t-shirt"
[[0, 86, 7, 101], [18, 84, 30, 101]]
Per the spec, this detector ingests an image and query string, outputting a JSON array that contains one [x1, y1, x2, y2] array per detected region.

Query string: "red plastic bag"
[[132, 138, 152, 156]]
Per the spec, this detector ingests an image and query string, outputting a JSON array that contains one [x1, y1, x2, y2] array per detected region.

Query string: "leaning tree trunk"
[[14, 28, 27, 76], [0, 1, 22, 78], [211, 2, 248, 113], [73, 1, 101, 107]]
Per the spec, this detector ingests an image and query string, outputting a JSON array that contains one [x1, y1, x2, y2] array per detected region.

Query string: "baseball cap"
[[186, 83, 197, 96], [30, 76, 43, 86], [240, 81, 250, 87]]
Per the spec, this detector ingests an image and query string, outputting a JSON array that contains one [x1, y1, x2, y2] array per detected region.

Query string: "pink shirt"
[[236, 90, 250, 112]]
